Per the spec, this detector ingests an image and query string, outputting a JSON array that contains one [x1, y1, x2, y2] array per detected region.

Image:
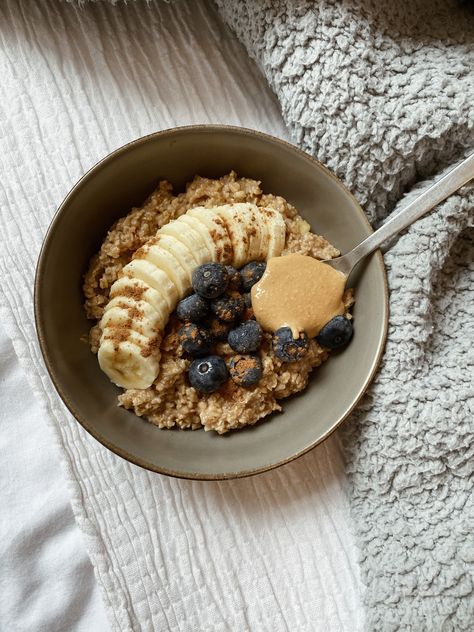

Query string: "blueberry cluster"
[[270, 315, 353, 364], [177, 262, 266, 393], [176, 261, 354, 394]]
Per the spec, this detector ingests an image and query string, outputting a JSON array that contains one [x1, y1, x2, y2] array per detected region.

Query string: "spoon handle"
[[344, 151, 474, 271]]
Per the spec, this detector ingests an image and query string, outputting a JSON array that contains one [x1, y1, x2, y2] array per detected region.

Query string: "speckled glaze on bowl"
[[34, 125, 388, 480]]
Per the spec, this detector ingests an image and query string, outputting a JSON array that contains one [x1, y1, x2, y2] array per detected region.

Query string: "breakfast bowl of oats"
[[35, 126, 388, 479]]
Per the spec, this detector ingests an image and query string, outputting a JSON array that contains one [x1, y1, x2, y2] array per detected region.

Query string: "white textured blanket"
[[214, 1, 474, 629]]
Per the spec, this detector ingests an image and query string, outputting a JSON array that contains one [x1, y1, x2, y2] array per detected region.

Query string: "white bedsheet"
[[0, 325, 110, 632], [0, 1, 364, 630]]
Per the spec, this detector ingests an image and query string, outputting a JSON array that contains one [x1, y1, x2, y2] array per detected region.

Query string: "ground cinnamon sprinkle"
[[112, 284, 145, 302], [111, 302, 145, 321], [132, 248, 147, 259], [141, 336, 161, 358], [126, 306, 145, 321], [232, 356, 259, 375], [162, 325, 181, 353], [103, 323, 133, 347]]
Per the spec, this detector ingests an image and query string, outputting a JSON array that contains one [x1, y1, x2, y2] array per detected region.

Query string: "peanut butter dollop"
[[251, 254, 346, 337]]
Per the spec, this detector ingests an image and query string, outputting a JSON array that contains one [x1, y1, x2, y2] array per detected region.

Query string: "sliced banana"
[[109, 277, 169, 321], [102, 296, 166, 335], [140, 243, 190, 297], [98, 333, 161, 390], [98, 202, 287, 389], [155, 234, 198, 283], [175, 215, 216, 262], [159, 219, 212, 265], [253, 206, 271, 260], [187, 206, 233, 264], [124, 259, 178, 310], [215, 204, 254, 267], [213, 204, 249, 268], [262, 207, 286, 258], [244, 204, 266, 261]]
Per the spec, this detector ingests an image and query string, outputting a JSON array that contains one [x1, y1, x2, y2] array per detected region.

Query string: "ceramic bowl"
[[35, 125, 388, 479]]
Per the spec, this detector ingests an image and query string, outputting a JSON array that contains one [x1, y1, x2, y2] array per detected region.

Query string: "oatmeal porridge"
[[83, 172, 354, 434]]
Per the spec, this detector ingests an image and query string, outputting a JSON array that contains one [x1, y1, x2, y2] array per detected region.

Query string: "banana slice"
[[98, 332, 161, 390], [262, 207, 286, 258], [187, 207, 233, 264], [139, 244, 190, 297], [124, 259, 178, 310], [98, 202, 287, 389], [214, 204, 252, 268], [253, 206, 270, 260], [155, 234, 198, 283], [109, 277, 169, 321], [216, 204, 264, 266], [244, 204, 266, 261], [102, 296, 166, 335], [176, 213, 214, 261], [159, 219, 212, 265]]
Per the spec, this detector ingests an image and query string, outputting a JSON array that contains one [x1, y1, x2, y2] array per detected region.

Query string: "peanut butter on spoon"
[[251, 254, 346, 338]]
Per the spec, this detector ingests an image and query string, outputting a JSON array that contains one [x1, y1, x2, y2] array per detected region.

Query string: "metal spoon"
[[324, 152, 474, 278]]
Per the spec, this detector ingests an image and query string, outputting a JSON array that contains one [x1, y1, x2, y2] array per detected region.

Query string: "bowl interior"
[[36, 126, 387, 479]]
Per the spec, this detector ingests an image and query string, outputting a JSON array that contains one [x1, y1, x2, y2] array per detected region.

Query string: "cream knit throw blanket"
[[214, 1, 474, 629]]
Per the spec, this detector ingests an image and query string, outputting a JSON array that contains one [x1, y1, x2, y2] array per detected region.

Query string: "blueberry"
[[176, 293, 209, 322], [240, 261, 266, 291], [178, 323, 213, 356], [192, 263, 229, 299], [225, 265, 242, 291], [273, 327, 309, 362], [229, 354, 263, 387], [228, 320, 262, 353], [316, 316, 353, 349], [208, 317, 231, 342], [188, 356, 228, 393], [210, 293, 245, 322]]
